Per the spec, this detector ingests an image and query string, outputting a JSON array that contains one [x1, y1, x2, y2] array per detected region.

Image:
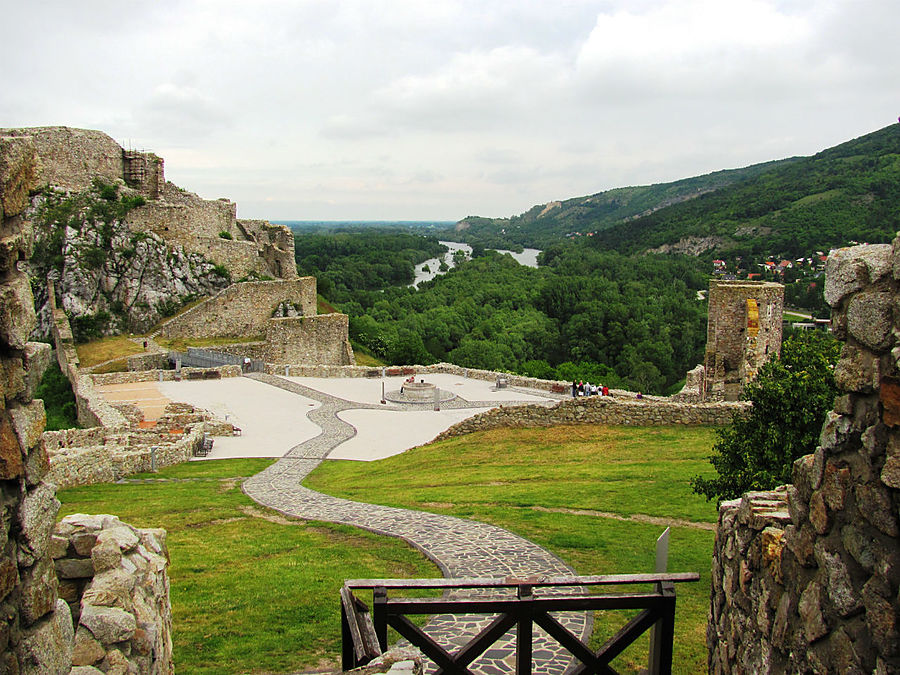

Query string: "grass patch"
[[57, 459, 440, 675], [155, 335, 265, 352], [75, 335, 144, 367], [307, 424, 719, 673], [352, 345, 386, 367]]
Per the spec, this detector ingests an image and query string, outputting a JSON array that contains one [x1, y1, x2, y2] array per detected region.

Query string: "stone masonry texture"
[[704, 280, 784, 401], [708, 239, 900, 674]]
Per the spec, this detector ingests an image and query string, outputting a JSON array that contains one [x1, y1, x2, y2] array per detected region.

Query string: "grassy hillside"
[[447, 160, 795, 249], [448, 123, 900, 259], [591, 123, 900, 258]]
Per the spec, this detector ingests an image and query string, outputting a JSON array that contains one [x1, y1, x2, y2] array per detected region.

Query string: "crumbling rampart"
[[708, 241, 900, 673], [265, 314, 355, 365], [156, 278, 318, 340]]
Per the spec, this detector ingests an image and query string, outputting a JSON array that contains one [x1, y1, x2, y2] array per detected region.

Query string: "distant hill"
[[448, 160, 797, 249], [591, 123, 900, 258], [450, 123, 900, 259]]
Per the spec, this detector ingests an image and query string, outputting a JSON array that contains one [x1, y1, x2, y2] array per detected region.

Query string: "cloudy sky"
[[3, 0, 898, 221]]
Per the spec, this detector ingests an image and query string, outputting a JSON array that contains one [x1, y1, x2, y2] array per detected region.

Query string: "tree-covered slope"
[[590, 123, 900, 258], [448, 160, 795, 249]]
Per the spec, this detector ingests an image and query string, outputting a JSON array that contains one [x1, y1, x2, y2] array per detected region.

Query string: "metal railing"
[[168, 347, 264, 373]]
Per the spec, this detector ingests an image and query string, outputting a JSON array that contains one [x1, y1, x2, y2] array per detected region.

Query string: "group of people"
[[572, 381, 609, 397]]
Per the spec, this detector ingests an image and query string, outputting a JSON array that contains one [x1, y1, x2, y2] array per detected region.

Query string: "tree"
[[691, 331, 841, 503]]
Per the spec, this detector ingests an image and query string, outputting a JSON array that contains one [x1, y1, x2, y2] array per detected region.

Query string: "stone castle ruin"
[[0, 125, 354, 366], [703, 280, 784, 401]]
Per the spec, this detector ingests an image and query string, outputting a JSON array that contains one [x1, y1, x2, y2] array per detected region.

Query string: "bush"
[[690, 331, 841, 503], [35, 363, 79, 430], [219, 231, 233, 240]]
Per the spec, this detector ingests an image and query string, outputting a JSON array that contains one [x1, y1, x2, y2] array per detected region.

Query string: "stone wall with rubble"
[[708, 241, 900, 674], [264, 314, 355, 365], [156, 278, 318, 339], [53, 514, 173, 673], [435, 396, 746, 440], [0, 130, 75, 673]]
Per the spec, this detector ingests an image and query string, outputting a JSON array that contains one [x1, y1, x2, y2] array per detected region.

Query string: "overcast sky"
[[3, 0, 898, 221]]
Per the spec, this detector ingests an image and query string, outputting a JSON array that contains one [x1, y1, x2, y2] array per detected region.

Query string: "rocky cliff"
[[0, 126, 297, 340]]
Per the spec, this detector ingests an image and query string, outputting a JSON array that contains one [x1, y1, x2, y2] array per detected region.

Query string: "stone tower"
[[704, 280, 784, 400]]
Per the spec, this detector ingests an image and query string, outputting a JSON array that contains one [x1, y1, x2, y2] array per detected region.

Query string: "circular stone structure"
[[385, 380, 456, 404]]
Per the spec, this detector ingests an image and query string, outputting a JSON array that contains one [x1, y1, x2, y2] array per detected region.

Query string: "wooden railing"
[[340, 571, 699, 675]]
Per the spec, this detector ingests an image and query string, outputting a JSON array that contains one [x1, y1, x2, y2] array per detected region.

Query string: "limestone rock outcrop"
[[0, 126, 298, 339]]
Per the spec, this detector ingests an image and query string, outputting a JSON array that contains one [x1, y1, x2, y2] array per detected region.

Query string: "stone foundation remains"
[[708, 241, 900, 673]]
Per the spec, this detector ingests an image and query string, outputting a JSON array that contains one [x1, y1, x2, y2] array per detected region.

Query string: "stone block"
[[79, 605, 136, 644], [0, 558, 18, 604], [835, 343, 879, 394], [0, 410, 24, 480], [847, 288, 894, 352], [17, 483, 60, 567], [21, 342, 51, 403], [20, 557, 58, 626], [0, 134, 39, 217], [71, 626, 104, 667], [0, 271, 36, 351], [862, 578, 900, 657], [55, 557, 95, 580], [16, 599, 74, 675], [821, 462, 851, 512], [23, 444, 49, 489], [809, 490, 831, 535], [783, 524, 817, 567], [799, 580, 829, 643], [813, 542, 861, 617], [8, 401, 46, 453], [856, 483, 900, 537]]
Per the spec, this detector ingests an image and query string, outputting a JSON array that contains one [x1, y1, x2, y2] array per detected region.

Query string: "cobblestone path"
[[242, 373, 589, 674]]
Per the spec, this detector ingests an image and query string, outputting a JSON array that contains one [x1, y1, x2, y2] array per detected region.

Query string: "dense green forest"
[[294, 230, 709, 394], [294, 230, 446, 298]]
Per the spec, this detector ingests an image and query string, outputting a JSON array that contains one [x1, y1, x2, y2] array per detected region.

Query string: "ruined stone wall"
[[0, 129, 75, 673], [125, 198, 236, 245], [264, 314, 355, 365], [45, 425, 204, 489], [705, 280, 784, 401], [708, 241, 900, 674], [1, 127, 123, 192], [48, 286, 129, 429], [198, 236, 270, 279], [156, 278, 317, 339], [238, 219, 298, 280], [435, 396, 746, 440], [54, 514, 173, 673]]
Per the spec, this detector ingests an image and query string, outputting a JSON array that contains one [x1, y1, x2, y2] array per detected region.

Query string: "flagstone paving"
[[242, 373, 589, 674]]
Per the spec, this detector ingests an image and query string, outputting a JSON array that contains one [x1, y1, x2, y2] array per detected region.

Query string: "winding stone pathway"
[[241, 373, 589, 674]]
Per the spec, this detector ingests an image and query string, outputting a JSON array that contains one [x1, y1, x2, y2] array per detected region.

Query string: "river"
[[411, 241, 542, 287]]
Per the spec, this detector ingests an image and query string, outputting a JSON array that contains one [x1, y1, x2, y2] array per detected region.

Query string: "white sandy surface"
[[328, 407, 492, 461], [280, 373, 554, 405], [156, 378, 322, 459]]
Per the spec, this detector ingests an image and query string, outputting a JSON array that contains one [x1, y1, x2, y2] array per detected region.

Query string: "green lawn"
[[57, 458, 440, 675], [58, 425, 721, 674], [307, 424, 719, 674]]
